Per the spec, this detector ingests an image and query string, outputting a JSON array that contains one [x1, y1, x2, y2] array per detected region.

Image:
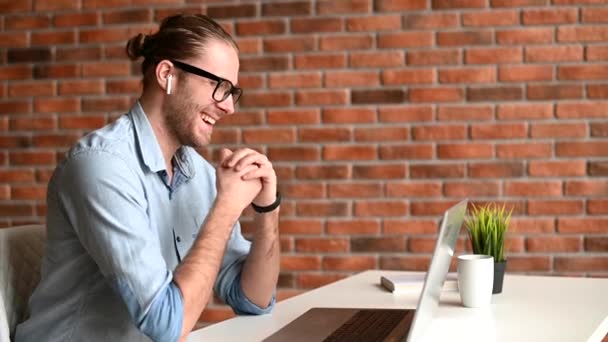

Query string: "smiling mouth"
[[201, 113, 216, 125]]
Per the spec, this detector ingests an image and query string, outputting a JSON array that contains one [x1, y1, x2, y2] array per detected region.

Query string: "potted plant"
[[464, 202, 512, 294]]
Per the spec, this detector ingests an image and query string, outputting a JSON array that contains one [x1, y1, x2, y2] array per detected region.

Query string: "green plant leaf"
[[464, 202, 512, 262]]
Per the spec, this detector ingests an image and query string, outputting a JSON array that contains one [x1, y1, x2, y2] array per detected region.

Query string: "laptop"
[[263, 199, 468, 342]]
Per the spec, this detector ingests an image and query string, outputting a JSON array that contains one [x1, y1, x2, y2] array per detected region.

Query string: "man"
[[15, 14, 280, 342]]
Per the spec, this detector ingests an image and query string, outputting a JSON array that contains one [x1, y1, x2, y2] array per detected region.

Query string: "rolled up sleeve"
[[58, 149, 183, 342]]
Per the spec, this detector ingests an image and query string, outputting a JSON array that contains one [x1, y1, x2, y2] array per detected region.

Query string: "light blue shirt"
[[15, 102, 274, 342]]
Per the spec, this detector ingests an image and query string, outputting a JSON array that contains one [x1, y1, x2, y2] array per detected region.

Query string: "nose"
[[216, 95, 235, 115]]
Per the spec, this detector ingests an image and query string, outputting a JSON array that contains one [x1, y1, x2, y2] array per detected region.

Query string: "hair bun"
[[126, 33, 147, 60]]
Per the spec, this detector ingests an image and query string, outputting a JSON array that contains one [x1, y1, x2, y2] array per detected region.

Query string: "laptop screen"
[[406, 199, 467, 341]]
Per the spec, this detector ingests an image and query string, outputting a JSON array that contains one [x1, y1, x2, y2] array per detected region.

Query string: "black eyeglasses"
[[170, 60, 242, 104]]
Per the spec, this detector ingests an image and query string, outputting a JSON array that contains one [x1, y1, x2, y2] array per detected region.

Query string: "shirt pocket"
[[172, 214, 202, 262]]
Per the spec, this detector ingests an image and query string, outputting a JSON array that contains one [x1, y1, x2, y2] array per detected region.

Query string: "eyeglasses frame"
[[169, 59, 242, 104]]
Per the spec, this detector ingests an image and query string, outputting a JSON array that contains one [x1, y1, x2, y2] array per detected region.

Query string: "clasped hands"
[[215, 148, 277, 215]]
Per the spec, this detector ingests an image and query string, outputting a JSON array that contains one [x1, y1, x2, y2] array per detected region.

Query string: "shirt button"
[[176, 236, 181, 243]]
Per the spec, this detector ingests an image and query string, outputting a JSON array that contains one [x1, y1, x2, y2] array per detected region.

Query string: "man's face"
[[163, 40, 239, 148]]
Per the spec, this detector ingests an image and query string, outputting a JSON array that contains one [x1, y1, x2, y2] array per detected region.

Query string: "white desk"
[[188, 270, 608, 342]]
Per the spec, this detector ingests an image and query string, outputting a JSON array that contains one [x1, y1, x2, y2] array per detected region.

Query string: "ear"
[[154, 60, 174, 94]]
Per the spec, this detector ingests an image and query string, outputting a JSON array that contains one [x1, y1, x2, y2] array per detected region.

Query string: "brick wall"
[[1, 0, 608, 324]]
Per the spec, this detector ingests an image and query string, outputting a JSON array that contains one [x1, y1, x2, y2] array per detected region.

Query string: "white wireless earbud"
[[166, 74, 173, 95]]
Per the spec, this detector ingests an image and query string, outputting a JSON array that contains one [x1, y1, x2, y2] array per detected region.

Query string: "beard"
[[162, 85, 212, 148]]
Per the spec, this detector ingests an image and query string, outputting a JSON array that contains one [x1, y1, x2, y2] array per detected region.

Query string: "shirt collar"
[[130, 101, 195, 178]]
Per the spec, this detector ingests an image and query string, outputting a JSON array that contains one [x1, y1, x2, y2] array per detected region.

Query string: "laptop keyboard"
[[323, 309, 409, 342]]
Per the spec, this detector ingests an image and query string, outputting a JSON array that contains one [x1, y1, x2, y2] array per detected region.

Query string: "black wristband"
[[251, 192, 281, 213]]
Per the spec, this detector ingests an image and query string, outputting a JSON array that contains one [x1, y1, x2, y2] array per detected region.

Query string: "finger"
[[242, 165, 276, 181], [234, 153, 270, 171], [224, 148, 259, 168], [219, 148, 233, 165]]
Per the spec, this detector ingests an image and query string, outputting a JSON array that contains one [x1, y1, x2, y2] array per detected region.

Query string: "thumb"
[[219, 148, 233, 166]]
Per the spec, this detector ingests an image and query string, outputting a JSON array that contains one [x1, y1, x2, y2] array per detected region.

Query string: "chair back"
[[0, 225, 46, 341]]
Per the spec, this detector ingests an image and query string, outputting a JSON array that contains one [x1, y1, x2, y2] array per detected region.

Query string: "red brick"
[[433, 0, 485, 8], [383, 219, 438, 234], [559, 218, 608, 233], [378, 32, 433, 48], [290, 18, 343, 33], [385, 182, 442, 198], [263, 36, 315, 53], [438, 143, 493, 159], [589, 161, 608, 176], [236, 19, 286, 36], [9, 81, 55, 97], [59, 116, 108, 130], [465, 47, 522, 64], [280, 255, 321, 271], [437, 31, 493, 46], [557, 142, 608, 157], [582, 7, 608, 23], [325, 70, 380, 87], [34, 98, 79, 113], [352, 164, 406, 179], [409, 88, 463, 102], [0, 33, 28, 48], [346, 15, 401, 32], [379, 144, 434, 160], [323, 145, 376, 160], [10, 117, 56, 131], [587, 45, 608, 61], [243, 128, 295, 144], [528, 84, 583, 100], [153, 7, 205, 22], [106, 80, 142, 94], [296, 238, 349, 253], [34, 0, 79, 10], [437, 105, 493, 121], [559, 65, 608, 80], [0, 204, 35, 217], [439, 67, 496, 83], [379, 106, 433, 122], [234, 38, 261, 55], [507, 256, 551, 272], [349, 51, 404, 68], [296, 165, 351, 179], [241, 56, 289, 71], [471, 123, 527, 140], [529, 160, 587, 177], [294, 54, 346, 69], [320, 34, 374, 50], [0, 1, 31, 13], [0, 136, 29, 149], [0, 169, 35, 183], [588, 199, 608, 215], [210, 128, 239, 145], [380, 256, 431, 271], [34, 64, 80, 79], [469, 162, 525, 178], [498, 65, 554, 82], [54, 12, 100, 27], [497, 28, 554, 44], [413, 124, 466, 141], [326, 219, 380, 235], [296, 90, 348, 106], [510, 218, 555, 234], [102, 9, 152, 24], [5, 15, 50, 30], [504, 181, 562, 196], [523, 8, 577, 25], [268, 109, 320, 125], [262, 1, 311, 16], [268, 147, 321, 161], [328, 183, 382, 198], [558, 26, 608, 42], [279, 219, 323, 235], [56, 47, 102, 61], [526, 45, 583, 62], [555, 257, 608, 272], [322, 108, 376, 124], [462, 10, 519, 26], [588, 84, 608, 99], [59, 80, 104, 95], [410, 164, 466, 179], [375, 0, 427, 11], [491, 0, 547, 6], [299, 127, 350, 142], [566, 180, 608, 196], [403, 13, 458, 29], [410, 200, 464, 216], [323, 256, 376, 271], [268, 72, 321, 89], [352, 89, 405, 104], [82, 62, 130, 77], [80, 27, 132, 44], [496, 143, 552, 159], [443, 181, 500, 197], [407, 50, 460, 65], [82, 97, 131, 112], [591, 122, 608, 137], [586, 237, 608, 252], [206, 3, 255, 19], [351, 236, 406, 252], [11, 185, 47, 200], [240, 91, 291, 107], [382, 69, 434, 85], [354, 127, 408, 142], [528, 200, 584, 216], [9, 151, 55, 166], [297, 273, 348, 289], [530, 122, 587, 138], [316, 0, 370, 14], [467, 86, 523, 101], [32, 134, 80, 148]]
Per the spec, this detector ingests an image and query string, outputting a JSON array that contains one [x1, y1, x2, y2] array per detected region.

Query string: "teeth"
[[201, 114, 216, 125]]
